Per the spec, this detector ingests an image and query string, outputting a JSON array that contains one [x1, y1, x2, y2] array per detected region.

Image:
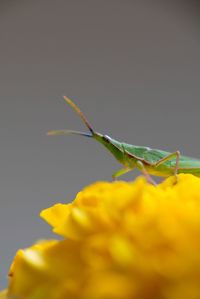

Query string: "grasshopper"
[[48, 96, 200, 184]]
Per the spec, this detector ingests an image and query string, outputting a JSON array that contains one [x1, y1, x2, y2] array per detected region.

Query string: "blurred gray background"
[[0, 0, 200, 288]]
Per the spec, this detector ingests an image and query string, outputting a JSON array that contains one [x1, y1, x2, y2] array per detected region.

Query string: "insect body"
[[48, 97, 200, 183]]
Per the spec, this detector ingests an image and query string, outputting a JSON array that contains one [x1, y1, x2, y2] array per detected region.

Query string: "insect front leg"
[[112, 167, 134, 181], [111, 144, 134, 180], [136, 160, 156, 185], [154, 151, 180, 181]]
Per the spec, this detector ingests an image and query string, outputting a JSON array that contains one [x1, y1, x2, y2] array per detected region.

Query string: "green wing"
[[123, 143, 171, 164], [123, 143, 200, 169], [178, 156, 200, 169]]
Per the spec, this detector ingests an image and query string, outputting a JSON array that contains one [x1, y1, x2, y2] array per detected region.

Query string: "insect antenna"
[[63, 96, 94, 135], [47, 96, 95, 138], [47, 129, 92, 137]]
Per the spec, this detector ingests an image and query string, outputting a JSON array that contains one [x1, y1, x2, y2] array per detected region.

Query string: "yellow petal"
[[3, 174, 200, 299]]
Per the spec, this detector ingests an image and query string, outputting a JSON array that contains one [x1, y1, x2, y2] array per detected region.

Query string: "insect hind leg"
[[154, 151, 180, 180]]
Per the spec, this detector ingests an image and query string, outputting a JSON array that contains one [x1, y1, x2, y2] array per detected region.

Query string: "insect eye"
[[103, 135, 110, 142]]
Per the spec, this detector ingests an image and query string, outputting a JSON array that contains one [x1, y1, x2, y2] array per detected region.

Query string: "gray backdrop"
[[0, 0, 200, 289]]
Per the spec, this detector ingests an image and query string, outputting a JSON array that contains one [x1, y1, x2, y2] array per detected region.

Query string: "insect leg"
[[136, 161, 156, 185], [154, 151, 180, 179], [112, 168, 133, 180]]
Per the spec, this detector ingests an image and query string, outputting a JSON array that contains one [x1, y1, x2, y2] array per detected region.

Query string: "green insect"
[[48, 96, 200, 184]]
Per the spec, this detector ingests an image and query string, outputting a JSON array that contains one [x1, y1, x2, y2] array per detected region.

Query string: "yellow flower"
[[2, 174, 200, 299]]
